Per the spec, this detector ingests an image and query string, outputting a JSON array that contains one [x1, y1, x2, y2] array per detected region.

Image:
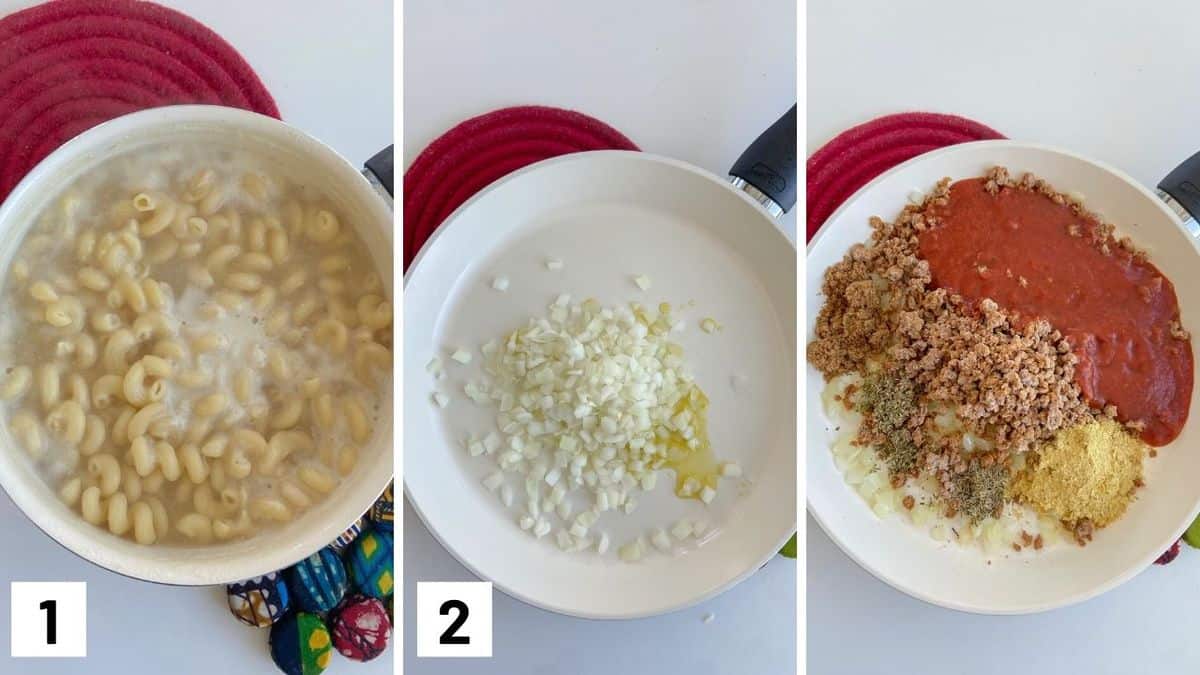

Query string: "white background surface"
[[403, 1, 796, 674], [808, 1, 1200, 673], [0, 1, 393, 673]]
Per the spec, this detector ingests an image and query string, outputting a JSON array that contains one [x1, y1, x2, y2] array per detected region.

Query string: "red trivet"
[[0, 0, 280, 202], [805, 113, 1004, 242], [403, 105, 638, 269]]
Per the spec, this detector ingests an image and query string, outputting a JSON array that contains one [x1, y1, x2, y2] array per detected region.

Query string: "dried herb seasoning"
[[857, 370, 922, 476], [951, 462, 1009, 523], [879, 435, 921, 475], [857, 370, 916, 434]]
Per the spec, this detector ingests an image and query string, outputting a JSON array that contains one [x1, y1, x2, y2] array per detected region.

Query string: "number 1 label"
[[38, 599, 56, 645], [10, 582, 86, 658]]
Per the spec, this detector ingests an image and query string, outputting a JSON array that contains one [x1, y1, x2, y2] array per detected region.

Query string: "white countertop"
[[0, 1, 393, 673], [403, 1, 796, 673], [808, 1, 1200, 673]]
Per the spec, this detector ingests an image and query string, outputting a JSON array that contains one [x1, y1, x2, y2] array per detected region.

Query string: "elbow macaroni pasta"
[[1, 148, 390, 546]]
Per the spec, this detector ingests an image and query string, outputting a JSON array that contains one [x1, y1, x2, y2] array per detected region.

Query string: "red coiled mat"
[[402, 105, 639, 270], [805, 112, 1003, 242], [0, 0, 279, 202]]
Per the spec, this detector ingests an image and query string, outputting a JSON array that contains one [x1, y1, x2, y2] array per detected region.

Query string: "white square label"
[[416, 581, 492, 658], [10, 582, 87, 658]]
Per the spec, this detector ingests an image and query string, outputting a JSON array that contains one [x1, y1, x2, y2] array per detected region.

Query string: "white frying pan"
[[404, 107, 797, 618], [807, 141, 1200, 614]]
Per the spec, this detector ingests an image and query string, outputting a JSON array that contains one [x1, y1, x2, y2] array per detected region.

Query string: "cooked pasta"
[[0, 146, 390, 546]]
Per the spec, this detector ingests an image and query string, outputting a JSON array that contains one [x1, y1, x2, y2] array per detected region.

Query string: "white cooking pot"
[[0, 105, 394, 585]]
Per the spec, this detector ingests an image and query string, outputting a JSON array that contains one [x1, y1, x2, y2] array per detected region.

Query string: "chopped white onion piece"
[[633, 275, 651, 291], [483, 431, 501, 454], [491, 276, 510, 292], [680, 477, 700, 497], [720, 461, 742, 478], [426, 357, 443, 374], [432, 392, 449, 408], [448, 292, 733, 558], [550, 484, 566, 504], [670, 519, 693, 540], [910, 504, 933, 527], [546, 258, 563, 271], [555, 529, 574, 550], [650, 528, 673, 553], [482, 472, 504, 492], [618, 538, 643, 562]]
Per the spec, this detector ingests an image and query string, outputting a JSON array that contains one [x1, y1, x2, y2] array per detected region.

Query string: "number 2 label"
[[417, 582, 492, 657], [439, 599, 470, 645]]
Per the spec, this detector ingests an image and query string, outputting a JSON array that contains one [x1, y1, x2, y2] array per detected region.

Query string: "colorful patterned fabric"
[[331, 595, 391, 662], [287, 548, 348, 613], [329, 517, 367, 553], [347, 529, 394, 599], [226, 572, 290, 627], [269, 612, 332, 675], [369, 482, 394, 532]]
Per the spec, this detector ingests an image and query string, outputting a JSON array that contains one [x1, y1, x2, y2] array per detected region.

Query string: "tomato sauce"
[[918, 178, 1193, 446]]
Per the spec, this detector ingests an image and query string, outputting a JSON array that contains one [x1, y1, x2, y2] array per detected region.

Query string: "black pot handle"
[[729, 104, 797, 217], [364, 144, 395, 198], [1157, 151, 1200, 237]]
